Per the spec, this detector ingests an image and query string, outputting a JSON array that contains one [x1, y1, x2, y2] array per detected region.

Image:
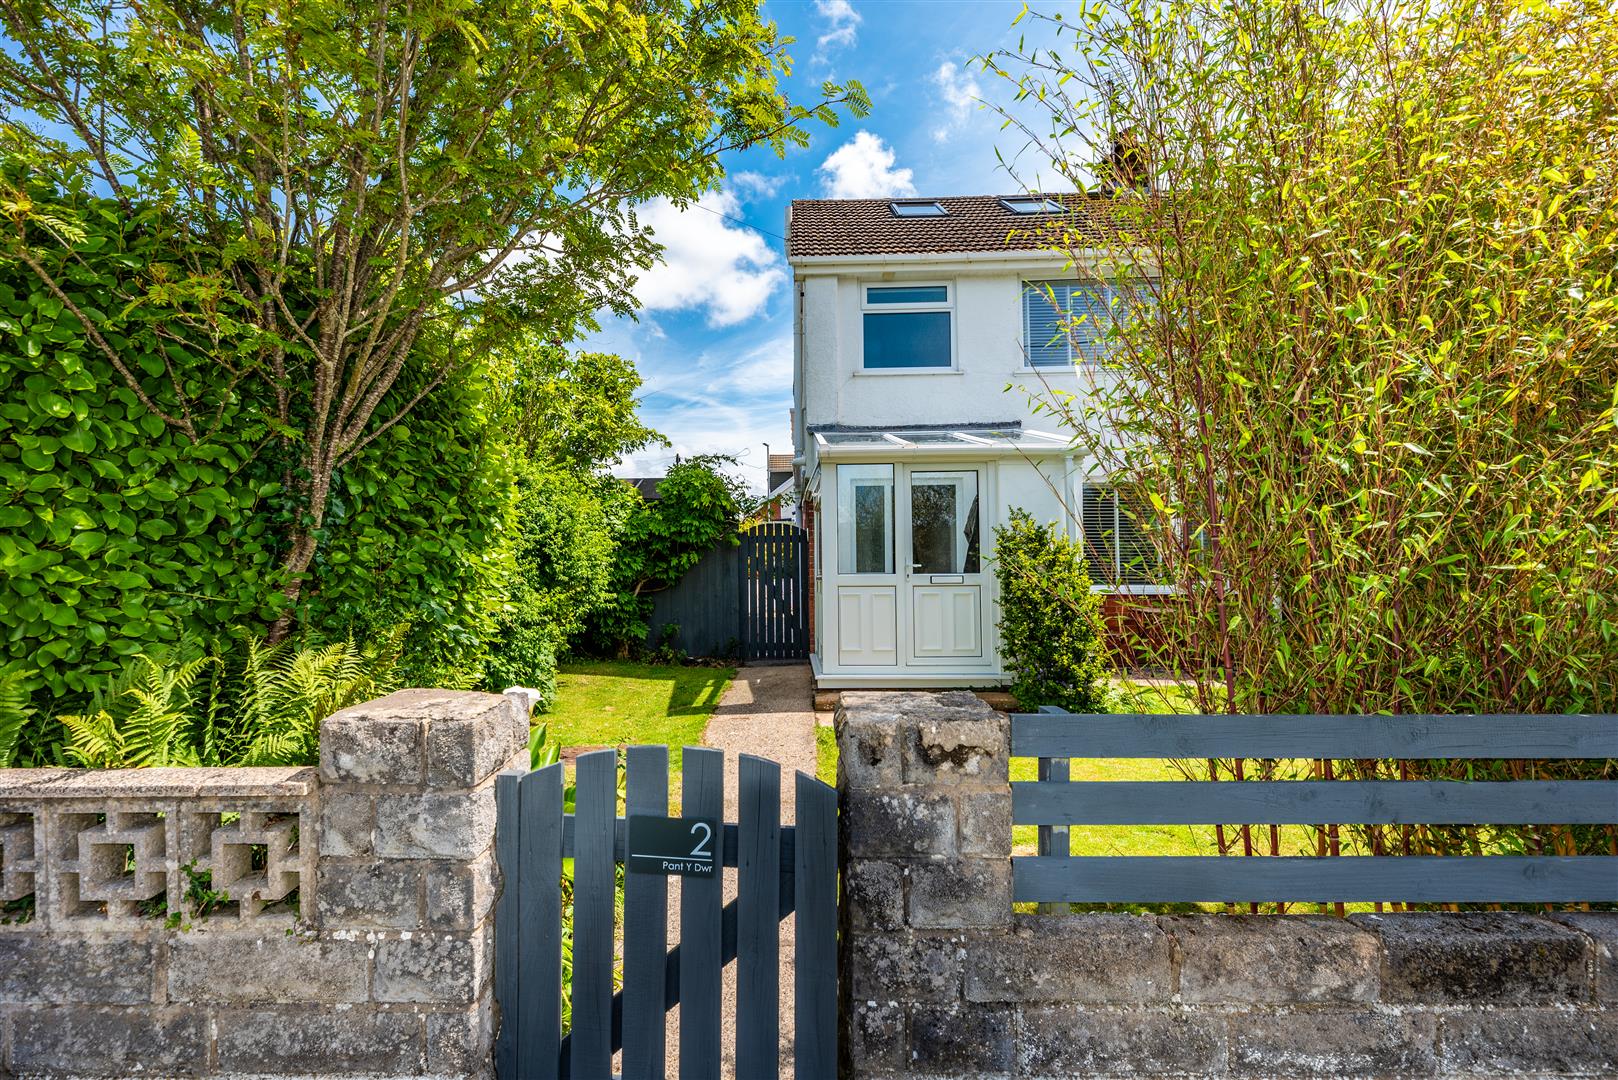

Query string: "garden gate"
[[492, 745, 837, 1079], [739, 521, 808, 661]]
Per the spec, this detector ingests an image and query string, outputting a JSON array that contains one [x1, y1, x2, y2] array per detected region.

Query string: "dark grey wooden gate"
[[739, 522, 808, 661], [492, 746, 837, 1079]]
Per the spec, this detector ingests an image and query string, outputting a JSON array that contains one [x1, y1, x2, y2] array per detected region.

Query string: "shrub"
[[485, 466, 633, 705], [993, 510, 1111, 712]]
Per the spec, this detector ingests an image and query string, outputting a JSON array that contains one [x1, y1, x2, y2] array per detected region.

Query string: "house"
[[786, 193, 1162, 688], [766, 452, 796, 521]]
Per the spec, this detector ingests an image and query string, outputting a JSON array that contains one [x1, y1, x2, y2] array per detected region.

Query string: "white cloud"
[[633, 191, 785, 327], [817, 131, 917, 199], [814, 0, 861, 55], [931, 61, 983, 143], [730, 171, 787, 199], [612, 334, 795, 489]]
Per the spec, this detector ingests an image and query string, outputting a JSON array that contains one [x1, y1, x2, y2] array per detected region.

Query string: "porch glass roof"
[[811, 427, 1071, 453]]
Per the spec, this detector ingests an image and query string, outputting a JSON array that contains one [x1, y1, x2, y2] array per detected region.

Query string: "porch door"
[[903, 468, 984, 661]]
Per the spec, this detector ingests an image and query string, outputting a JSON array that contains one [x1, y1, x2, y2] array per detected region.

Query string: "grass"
[[815, 722, 838, 786], [544, 660, 734, 776]]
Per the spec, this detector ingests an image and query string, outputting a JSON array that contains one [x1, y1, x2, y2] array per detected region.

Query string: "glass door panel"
[[837, 464, 894, 575], [909, 471, 980, 573]]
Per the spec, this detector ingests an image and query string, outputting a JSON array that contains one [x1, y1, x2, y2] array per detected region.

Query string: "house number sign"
[[626, 815, 719, 877]]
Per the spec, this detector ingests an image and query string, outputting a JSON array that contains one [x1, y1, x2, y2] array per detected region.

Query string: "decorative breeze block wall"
[[837, 691, 1618, 1079], [0, 689, 527, 1079]]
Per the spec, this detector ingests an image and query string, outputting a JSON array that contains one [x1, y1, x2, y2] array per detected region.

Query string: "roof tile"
[[787, 193, 1139, 259]]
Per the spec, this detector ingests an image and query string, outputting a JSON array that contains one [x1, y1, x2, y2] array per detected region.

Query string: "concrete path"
[[653, 664, 818, 1079]]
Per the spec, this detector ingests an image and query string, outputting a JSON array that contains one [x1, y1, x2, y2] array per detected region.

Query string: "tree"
[[985, 0, 1618, 867], [0, 0, 867, 639]]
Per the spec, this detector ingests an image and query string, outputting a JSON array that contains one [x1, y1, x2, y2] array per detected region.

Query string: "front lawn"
[[543, 660, 734, 775]]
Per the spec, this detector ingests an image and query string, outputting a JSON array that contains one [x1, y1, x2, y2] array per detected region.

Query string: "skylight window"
[[890, 201, 947, 218], [999, 196, 1066, 215]]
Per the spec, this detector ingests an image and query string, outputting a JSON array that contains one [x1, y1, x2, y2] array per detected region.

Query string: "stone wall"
[[837, 691, 1618, 1078], [0, 689, 527, 1079]]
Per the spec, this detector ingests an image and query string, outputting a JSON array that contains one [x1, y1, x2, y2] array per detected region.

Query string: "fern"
[[0, 670, 36, 767], [238, 630, 405, 766], [58, 655, 211, 768]]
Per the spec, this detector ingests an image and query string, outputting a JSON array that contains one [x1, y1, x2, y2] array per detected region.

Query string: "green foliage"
[[990, 0, 1618, 866], [44, 634, 401, 769], [585, 456, 757, 654], [993, 511, 1111, 713], [0, 186, 283, 707], [1, 0, 865, 637], [296, 359, 518, 690], [59, 654, 215, 768], [0, 669, 34, 767]]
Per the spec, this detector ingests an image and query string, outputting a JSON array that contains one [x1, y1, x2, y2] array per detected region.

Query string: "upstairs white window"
[[1081, 484, 1160, 587], [1022, 280, 1151, 367], [863, 284, 953, 370]]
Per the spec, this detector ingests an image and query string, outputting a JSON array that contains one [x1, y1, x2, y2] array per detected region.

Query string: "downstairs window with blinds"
[[1022, 280, 1148, 367], [1080, 484, 1161, 588]]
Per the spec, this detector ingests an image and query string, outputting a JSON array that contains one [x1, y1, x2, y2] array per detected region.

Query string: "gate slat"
[[494, 771, 522, 1079], [736, 755, 781, 1079], [517, 762, 564, 1079], [794, 772, 837, 1078], [680, 747, 724, 1079], [570, 749, 617, 1078], [622, 746, 669, 1080]]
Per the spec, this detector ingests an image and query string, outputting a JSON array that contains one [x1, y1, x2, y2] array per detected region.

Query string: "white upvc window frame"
[[859, 281, 957, 373]]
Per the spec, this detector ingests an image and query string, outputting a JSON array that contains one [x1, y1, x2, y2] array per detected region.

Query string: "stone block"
[[844, 859, 906, 931], [374, 785, 495, 860], [907, 1002, 1013, 1075], [1015, 1006, 1226, 1077], [214, 1005, 423, 1074], [836, 711, 904, 790], [1169, 914, 1380, 1004], [426, 696, 523, 789], [167, 932, 369, 1003], [1359, 912, 1591, 1004], [320, 715, 424, 787], [848, 931, 965, 1002], [847, 998, 905, 1072], [956, 790, 1011, 858], [427, 1000, 496, 1076], [965, 914, 1172, 1004], [908, 858, 1011, 930], [1439, 1007, 1618, 1074], [427, 853, 496, 930], [316, 859, 423, 928], [904, 714, 1008, 785], [374, 927, 490, 1004], [845, 790, 956, 859], [11, 1005, 207, 1076], [0, 935, 154, 1004], [1227, 1009, 1438, 1076], [1550, 911, 1618, 1003], [319, 792, 374, 857]]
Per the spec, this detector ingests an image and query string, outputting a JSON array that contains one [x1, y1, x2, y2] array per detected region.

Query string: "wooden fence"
[[1011, 708, 1618, 904]]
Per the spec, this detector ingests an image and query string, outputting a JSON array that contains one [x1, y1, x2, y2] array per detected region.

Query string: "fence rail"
[[1010, 708, 1618, 905]]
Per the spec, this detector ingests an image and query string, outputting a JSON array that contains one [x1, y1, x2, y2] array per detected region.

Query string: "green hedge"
[[0, 198, 284, 704]]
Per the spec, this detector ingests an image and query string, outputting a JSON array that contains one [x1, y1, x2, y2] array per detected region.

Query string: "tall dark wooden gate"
[[492, 746, 837, 1079], [739, 522, 808, 661]]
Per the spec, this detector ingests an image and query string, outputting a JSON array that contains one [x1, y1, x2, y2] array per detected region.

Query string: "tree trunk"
[[265, 458, 335, 644]]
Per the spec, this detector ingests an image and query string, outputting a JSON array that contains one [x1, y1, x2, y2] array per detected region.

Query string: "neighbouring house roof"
[[767, 453, 795, 473], [624, 477, 662, 501], [786, 193, 1142, 260]]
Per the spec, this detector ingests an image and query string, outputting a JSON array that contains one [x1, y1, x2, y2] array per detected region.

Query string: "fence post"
[[837, 690, 1013, 1075], [317, 689, 528, 1074]]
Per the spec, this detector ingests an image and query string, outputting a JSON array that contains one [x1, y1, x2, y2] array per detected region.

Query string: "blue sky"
[[598, 0, 1069, 488]]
